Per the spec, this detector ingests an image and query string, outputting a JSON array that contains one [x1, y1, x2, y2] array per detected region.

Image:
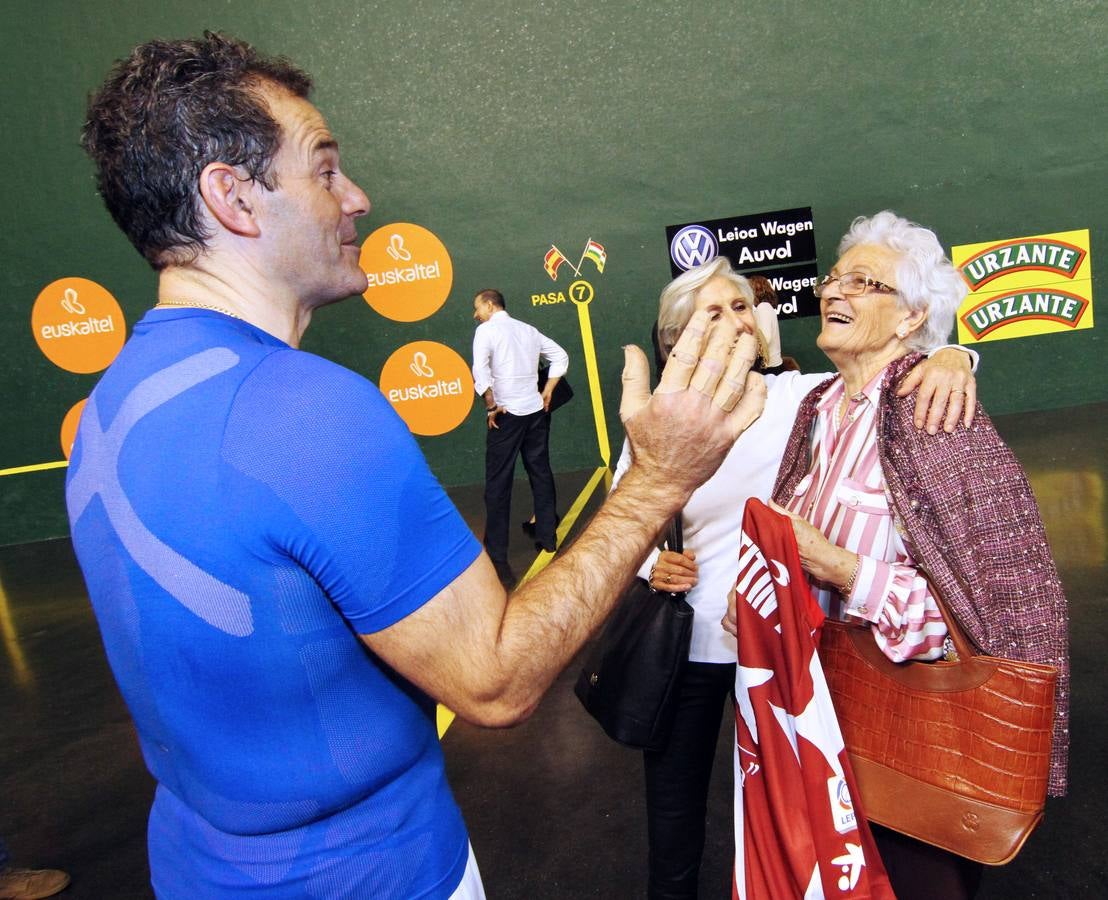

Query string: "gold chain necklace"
[[154, 300, 242, 320]]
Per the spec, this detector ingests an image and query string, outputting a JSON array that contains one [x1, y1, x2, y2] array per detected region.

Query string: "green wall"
[[1, 0, 1105, 546]]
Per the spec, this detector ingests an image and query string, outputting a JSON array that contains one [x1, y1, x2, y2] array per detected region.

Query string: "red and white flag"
[[732, 499, 893, 900]]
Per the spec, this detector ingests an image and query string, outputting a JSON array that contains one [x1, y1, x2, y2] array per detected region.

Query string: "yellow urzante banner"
[[952, 228, 1094, 344]]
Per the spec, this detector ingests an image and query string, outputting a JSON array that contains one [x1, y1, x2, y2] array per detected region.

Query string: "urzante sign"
[[952, 229, 1093, 344], [665, 207, 819, 318]]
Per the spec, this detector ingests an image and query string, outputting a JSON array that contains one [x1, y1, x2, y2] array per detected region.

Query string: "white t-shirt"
[[612, 371, 831, 663]]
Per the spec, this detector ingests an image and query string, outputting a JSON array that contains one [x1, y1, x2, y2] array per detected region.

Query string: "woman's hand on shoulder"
[[649, 549, 698, 592], [897, 348, 977, 434]]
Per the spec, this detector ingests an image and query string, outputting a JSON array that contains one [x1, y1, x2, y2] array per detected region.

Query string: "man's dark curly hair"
[[81, 32, 312, 269]]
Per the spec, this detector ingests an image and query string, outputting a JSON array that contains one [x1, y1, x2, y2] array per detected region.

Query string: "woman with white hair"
[[749, 211, 1069, 897], [611, 246, 976, 899]]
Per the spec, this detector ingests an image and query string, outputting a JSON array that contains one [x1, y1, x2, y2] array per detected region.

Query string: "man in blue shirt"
[[69, 32, 766, 899]]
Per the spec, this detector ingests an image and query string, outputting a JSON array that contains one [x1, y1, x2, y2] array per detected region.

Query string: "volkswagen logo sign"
[[670, 225, 718, 271]]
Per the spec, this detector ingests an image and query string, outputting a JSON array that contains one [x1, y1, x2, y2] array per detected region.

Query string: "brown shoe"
[[0, 867, 70, 899]]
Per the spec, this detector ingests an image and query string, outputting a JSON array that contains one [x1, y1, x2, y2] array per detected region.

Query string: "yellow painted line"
[[437, 463, 611, 738], [0, 460, 68, 477], [575, 300, 611, 467], [0, 573, 33, 687], [519, 464, 609, 587], [436, 705, 456, 737]]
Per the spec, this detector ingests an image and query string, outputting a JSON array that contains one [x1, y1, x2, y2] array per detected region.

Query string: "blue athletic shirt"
[[66, 308, 482, 898]]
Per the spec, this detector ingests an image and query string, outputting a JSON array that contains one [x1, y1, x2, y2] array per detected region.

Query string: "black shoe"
[[521, 513, 561, 538]]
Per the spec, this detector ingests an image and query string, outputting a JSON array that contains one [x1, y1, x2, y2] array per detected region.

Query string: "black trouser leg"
[[643, 661, 735, 900], [872, 824, 983, 900], [519, 411, 558, 549], [483, 412, 527, 564]]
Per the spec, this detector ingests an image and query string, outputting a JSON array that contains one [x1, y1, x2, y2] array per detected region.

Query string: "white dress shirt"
[[472, 310, 569, 416]]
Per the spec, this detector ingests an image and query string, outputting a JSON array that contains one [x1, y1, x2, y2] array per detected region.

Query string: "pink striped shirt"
[[784, 368, 947, 662]]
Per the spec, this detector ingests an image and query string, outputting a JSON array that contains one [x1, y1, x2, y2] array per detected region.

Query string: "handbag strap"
[[665, 512, 683, 554], [924, 574, 978, 661]]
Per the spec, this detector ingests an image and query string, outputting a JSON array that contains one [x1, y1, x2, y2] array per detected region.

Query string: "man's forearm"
[[367, 318, 764, 728], [489, 464, 686, 718]]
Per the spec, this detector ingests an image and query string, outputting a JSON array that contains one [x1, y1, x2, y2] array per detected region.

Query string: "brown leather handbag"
[[819, 591, 1057, 865]]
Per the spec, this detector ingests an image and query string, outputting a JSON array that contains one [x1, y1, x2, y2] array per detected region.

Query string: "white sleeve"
[[926, 343, 979, 372], [539, 332, 569, 379], [471, 327, 493, 397]]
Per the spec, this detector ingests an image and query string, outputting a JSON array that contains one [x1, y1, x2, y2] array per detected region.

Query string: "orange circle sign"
[[60, 398, 88, 459], [359, 223, 454, 322], [32, 277, 126, 373], [379, 341, 473, 436]]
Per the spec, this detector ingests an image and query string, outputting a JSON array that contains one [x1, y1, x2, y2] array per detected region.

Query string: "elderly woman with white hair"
[[758, 211, 1069, 898], [611, 247, 977, 899]]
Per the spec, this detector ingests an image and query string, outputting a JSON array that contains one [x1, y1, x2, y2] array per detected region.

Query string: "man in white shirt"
[[471, 289, 568, 583]]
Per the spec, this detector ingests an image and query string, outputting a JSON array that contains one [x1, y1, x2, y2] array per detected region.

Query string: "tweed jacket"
[[771, 353, 1069, 796]]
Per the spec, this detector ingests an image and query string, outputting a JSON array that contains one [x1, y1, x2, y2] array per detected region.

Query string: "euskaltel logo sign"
[[360, 223, 454, 322], [32, 277, 126, 373], [379, 341, 473, 436]]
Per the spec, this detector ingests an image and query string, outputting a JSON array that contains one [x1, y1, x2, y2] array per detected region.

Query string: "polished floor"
[[1, 403, 1105, 898]]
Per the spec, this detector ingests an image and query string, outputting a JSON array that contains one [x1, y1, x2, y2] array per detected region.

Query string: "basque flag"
[[732, 499, 892, 900]]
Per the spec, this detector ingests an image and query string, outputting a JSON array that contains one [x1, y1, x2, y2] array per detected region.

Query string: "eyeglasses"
[[813, 272, 898, 297]]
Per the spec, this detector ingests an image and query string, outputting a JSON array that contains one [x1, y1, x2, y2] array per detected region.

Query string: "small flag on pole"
[[583, 239, 607, 273], [545, 246, 569, 280]]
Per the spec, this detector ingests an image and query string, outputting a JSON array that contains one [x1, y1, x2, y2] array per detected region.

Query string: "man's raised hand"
[[619, 309, 765, 506]]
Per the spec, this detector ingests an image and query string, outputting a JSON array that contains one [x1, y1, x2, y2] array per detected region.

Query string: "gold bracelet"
[[842, 555, 861, 596]]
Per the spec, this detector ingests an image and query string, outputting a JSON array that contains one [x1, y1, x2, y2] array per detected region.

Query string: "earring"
[[896, 326, 908, 339]]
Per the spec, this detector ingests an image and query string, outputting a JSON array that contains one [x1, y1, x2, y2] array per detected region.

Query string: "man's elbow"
[[451, 687, 542, 729]]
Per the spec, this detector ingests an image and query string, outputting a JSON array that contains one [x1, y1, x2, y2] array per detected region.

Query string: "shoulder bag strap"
[[665, 512, 683, 554]]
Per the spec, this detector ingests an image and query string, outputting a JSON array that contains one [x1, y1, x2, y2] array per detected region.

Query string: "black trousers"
[[643, 660, 735, 900], [872, 824, 984, 899], [483, 409, 557, 563]]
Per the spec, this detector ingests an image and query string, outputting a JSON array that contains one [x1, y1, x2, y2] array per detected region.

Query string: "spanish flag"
[[583, 239, 607, 274], [545, 246, 568, 281]]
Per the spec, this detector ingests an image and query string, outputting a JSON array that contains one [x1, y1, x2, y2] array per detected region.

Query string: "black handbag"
[[537, 366, 574, 413], [574, 516, 693, 751]]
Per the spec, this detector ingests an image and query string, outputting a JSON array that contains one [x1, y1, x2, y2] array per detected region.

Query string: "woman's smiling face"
[[816, 243, 917, 363]]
